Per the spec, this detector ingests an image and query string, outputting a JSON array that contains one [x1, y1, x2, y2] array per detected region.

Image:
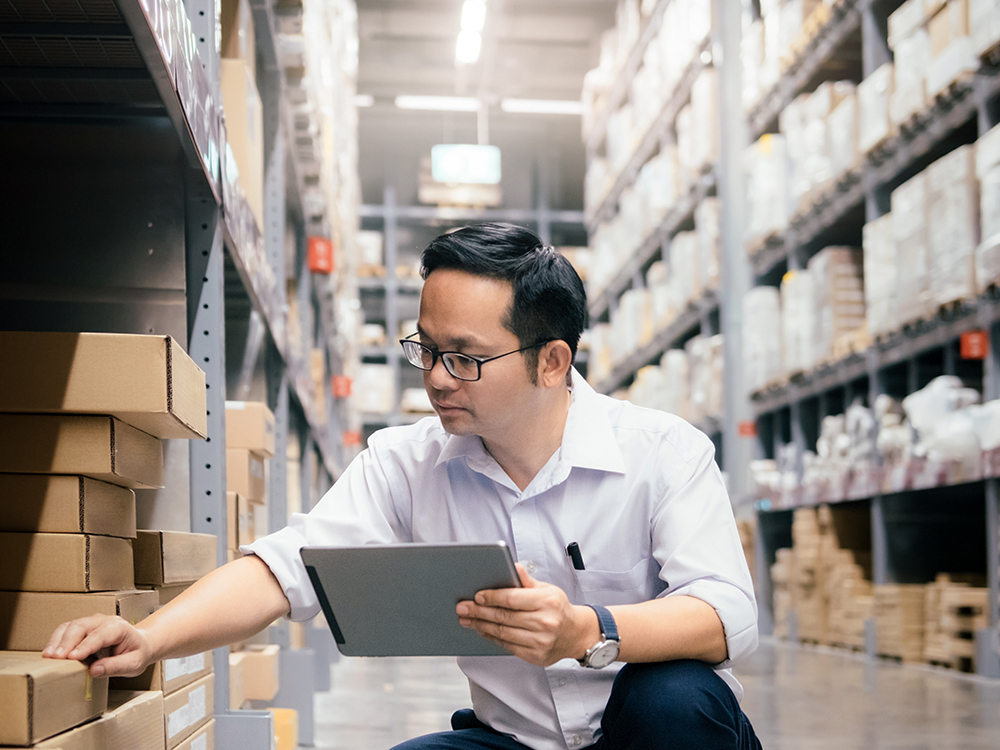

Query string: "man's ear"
[[537, 340, 572, 389]]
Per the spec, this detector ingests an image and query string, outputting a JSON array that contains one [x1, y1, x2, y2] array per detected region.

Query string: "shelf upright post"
[[980, 308, 1000, 674], [713, 0, 754, 505], [266, 340, 290, 643], [384, 184, 402, 425]]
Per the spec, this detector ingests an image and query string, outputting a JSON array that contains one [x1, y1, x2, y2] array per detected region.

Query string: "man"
[[45, 223, 761, 750]]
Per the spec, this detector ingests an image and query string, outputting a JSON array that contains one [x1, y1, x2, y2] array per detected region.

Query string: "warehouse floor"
[[312, 637, 1000, 749]]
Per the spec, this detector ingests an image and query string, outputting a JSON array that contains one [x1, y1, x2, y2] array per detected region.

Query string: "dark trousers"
[[391, 660, 763, 749]]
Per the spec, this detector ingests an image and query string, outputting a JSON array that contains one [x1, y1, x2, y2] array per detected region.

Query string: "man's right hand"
[[42, 614, 155, 678]]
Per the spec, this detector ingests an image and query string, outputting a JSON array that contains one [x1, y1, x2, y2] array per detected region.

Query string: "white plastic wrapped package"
[[746, 134, 792, 244], [828, 88, 859, 180], [742, 18, 765, 110], [661, 348, 690, 421], [926, 145, 979, 308], [858, 63, 894, 154], [689, 67, 720, 176], [889, 29, 929, 126], [976, 124, 1000, 289], [696, 198, 721, 292], [780, 269, 815, 374], [891, 171, 931, 326], [669, 231, 701, 311], [743, 285, 783, 393], [901, 375, 981, 440], [863, 214, 897, 337]]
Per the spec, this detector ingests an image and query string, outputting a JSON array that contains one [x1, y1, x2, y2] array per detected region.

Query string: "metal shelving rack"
[[0, 0, 352, 741], [583, 0, 1000, 676]]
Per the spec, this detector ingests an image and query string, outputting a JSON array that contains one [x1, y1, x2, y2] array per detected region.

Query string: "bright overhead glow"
[[500, 99, 583, 115], [461, 0, 487, 32], [394, 95, 481, 112], [432, 144, 501, 185], [354, 94, 375, 108], [456, 29, 482, 64]]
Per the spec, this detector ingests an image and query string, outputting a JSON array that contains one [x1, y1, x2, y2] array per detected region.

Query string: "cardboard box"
[[164, 673, 214, 750], [112, 651, 212, 696], [34, 689, 164, 749], [0, 533, 134, 592], [226, 449, 266, 503], [858, 63, 894, 154], [173, 718, 213, 750], [226, 492, 255, 550], [0, 415, 163, 490], [268, 708, 298, 750], [0, 589, 157, 651], [0, 332, 207, 440], [133, 530, 217, 586], [221, 0, 256, 74], [141, 582, 190, 607], [228, 651, 246, 709], [221, 59, 264, 231], [0, 474, 135, 538], [240, 643, 279, 701], [225, 401, 275, 458], [0, 651, 108, 745]]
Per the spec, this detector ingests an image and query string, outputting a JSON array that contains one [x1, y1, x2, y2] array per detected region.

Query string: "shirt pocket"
[[574, 558, 651, 606]]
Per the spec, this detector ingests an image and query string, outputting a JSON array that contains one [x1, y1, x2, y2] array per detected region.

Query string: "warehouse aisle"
[[312, 638, 1000, 749]]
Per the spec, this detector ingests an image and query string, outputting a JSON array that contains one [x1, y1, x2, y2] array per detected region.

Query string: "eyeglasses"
[[399, 333, 553, 382]]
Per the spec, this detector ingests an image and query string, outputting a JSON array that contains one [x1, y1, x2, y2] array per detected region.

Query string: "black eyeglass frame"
[[399, 333, 555, 382]]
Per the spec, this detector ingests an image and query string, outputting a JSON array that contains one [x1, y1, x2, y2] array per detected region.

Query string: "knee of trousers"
[[603, 660, 739, 738]]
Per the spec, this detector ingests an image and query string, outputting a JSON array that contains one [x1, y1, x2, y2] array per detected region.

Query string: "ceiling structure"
[[353, 0, 616, 217]]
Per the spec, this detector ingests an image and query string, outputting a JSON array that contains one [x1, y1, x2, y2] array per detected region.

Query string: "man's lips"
[[433, 401, 466, 413]]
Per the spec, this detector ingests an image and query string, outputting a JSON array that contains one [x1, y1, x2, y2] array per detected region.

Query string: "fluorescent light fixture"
[[461, 0, 487, 32], [354, 94, 375, 108], [500, 99, 583, 115], [456, 29, 482, 64], [394, 95, 481, 112], [431, 144, 501, 184]]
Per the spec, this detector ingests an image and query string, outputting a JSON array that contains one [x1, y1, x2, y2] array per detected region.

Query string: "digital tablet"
[[300, 542, 522, 657]]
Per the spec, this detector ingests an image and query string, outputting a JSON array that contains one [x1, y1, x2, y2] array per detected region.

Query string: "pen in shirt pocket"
[[566, 542, 586, 570]]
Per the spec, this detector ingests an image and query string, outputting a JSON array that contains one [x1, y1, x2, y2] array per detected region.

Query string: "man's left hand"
[[456, 563, 598, 666]]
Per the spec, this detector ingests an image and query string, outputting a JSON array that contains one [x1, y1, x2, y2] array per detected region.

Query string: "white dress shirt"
[[243, 369, 758, 750]]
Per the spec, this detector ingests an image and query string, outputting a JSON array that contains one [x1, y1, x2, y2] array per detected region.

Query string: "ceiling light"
[[456, 29, 482, 64], [354, 94, 375, 108], [500, 99, 583, 115], [394, 95, 481, 112], [461, 0, 487, 32]]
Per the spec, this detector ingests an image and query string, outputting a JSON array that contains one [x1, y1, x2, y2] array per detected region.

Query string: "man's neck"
[[482, 387, 572, 492]]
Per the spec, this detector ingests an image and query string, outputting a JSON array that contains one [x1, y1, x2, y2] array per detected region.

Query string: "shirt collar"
[[434, 367, 626, 476]]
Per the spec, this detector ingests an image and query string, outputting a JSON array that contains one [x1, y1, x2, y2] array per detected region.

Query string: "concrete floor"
[[312, 637, 1000, 749]]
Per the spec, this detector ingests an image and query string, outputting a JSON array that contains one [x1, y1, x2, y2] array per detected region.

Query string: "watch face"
[[589, 641, 619, 669]]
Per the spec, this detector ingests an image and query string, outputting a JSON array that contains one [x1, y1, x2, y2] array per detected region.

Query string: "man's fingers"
[[89, 649, 149, 678], [42, 621, 71, 656]]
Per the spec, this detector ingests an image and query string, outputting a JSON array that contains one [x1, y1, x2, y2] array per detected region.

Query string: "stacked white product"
[[808, 247, 866, 363], [742, 16, 765, 111], [587, 324, 614, 386], [746, 134, 792, 246], [925, 0, 978, 97], [863, 214, 897, 338], [780, 269, 815, 375], [611, 288, 653, 365], [828, 85, 860, 180], [857, 63, 895, 154], [976, 122, 1000, 289], [696, 198, 722, 292], [970, 0, 1000, 59], [891, 171, 932, 327], [661, 349, 691, 422], [624, 334, 722, 427], [743, 286, 783, 393], [636, 149, 682, 236], [679, 68, 719, 184], [926, 145, 979, 308], [584, 157, 613, 215], [670, 232, 702, 316], [647, 261, 673, 329], [888, 0, 930, 128]]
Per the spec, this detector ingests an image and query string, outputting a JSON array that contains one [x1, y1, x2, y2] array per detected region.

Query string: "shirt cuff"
[[241, 525, 321, 622]]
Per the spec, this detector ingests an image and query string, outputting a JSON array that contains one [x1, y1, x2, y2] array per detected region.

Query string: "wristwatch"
[[578, 604, 620, 669]]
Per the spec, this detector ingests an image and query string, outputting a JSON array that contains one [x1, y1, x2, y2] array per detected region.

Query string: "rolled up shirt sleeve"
[[651, 430, 758, 666]]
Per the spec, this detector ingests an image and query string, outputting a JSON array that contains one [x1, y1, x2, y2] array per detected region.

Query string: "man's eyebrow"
[[415, 324, 479, 351]]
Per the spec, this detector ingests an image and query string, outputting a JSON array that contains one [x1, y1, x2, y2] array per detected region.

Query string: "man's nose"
[[427, 355, 459, 389]]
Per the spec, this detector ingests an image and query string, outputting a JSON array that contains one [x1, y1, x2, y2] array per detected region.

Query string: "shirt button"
[[558, 677, 567, 687], [525, 561, 537, 574], [572, 735, 582, 746]]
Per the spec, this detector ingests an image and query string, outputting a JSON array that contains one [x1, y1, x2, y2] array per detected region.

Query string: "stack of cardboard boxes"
[[0, 331, 213, 748]]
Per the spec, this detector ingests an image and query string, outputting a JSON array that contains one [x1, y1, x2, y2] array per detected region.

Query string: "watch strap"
[[587, 604, 619, 642]]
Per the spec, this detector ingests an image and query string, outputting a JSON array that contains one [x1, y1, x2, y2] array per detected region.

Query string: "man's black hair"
[[420, 223, 589, 384]]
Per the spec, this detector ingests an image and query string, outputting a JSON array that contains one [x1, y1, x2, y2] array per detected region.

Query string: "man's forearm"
[[141, 555, 291, 661], [605, 595, 728, 664]]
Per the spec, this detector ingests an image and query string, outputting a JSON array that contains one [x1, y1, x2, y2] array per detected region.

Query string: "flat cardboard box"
[[226, 492, 255, 550], [228, 651, 246, 709], [0, 474, 135, 538], [240, 643, 279, 701], [221, 59, 264, 231], [226, 449, 265, 503], [221, 0, 256, 74], [133, 530, 217, 586], [112, 651, 212, 696], [0, 589, 157, 651], [0, 651, 109, 746], [34, 689, 164, 749], [0, 332, 207, 440], [164, 673, 214, 750], [139, 582, 190, 606], [0, 415, 163, 490], [0, 533, 134, 593], [225, 401, 275, 457], [268, 708, 298, 750], [173, 719, 213, 750]]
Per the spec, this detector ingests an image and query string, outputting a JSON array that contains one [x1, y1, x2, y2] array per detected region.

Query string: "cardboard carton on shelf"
[[226, 448, 266, 503], [0, 474, 135, 538], [0, 589, 157, 651], [220, 59, 264, 232], [228, 651, 246, 709], [225, 401, 275, 458], [173, 719, 214, 750], [32, 689, 164, 750], [133, 529, 217, 587], [0, 415, 164, 490], [227, 492, 256, 551], [112, 650, 212, 697], [0, 532, 134, 593], [269, 708, 298, 750], [0, 650, 109, 746], [164, 673, 214, 750], [239, 643, 280, 701], [142, 582, 191, 607], [220, 0, 256, 77], [0, 331, 207, 440]]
